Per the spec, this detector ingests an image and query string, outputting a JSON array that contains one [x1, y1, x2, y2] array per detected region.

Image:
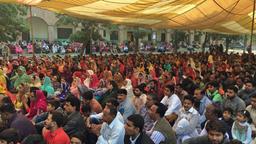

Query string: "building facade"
[[24, 7, 173, 43]]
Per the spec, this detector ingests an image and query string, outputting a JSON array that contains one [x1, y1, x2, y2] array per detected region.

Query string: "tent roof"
[[1, 0, 255, 34]]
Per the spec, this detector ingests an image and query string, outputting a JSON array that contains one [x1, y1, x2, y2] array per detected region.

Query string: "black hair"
[[183, 95, 195, 104], [82, 90, 93, 100], [117, 89, 127, 96], [65, 95, 81, 111], [70, 133, 85, 144], [30, 87, 40, 93], [206, 120, 227, 135], [0, 128, 20, 143], [155, 102, 167, 118], [127, 114, 144, 132], [47, 100, 60, 110], [109, 80, 118, 90], [208, 81, 219, 88], [21, 134, 45, 144], [81, 104, 91, 114], [0, 97, 16, 113], [106, 98, 119, 108], [223, 107, 233, 115], [227, 139, 243, 144], [165, 84, 175, 93], [226, 85, 239, 93], [107, 105, 117, 117], [237, 110, 252, 123], [50, 111, 64, 127]]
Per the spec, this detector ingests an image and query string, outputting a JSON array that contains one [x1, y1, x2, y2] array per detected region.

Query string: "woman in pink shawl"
[[70, 77, 82, 99], [24, 87, 47, 119]]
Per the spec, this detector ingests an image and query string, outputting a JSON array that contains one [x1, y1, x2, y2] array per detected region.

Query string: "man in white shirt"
[[96, 105, 125, 144], [161, 85, 182, 124]]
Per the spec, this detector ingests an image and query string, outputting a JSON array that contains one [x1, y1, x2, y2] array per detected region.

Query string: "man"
[[82, 90, 102, 114], [0, 96, 36, 141], [124, 114, 154, 144], [161, 85, 182, 124], [117, 89, 136, 122], [148, 102, 176, 144], [223, 85, 246, 117], [63, 95, 86, 136], [238, 80, 256, 105], [139, 93, 157, 131], [193, 88, 212, 124], [132, 83, 147, 113], [43, 111, 70, 144], [183, 120, 229, 144], [173, 95, 200, 143], [96, 105, 125, 144], [206, 81, 222, 104], [246, 94, 256, 139]]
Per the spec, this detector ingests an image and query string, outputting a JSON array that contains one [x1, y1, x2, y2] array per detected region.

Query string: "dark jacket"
[[63, 111, 86, 136], [124, 132, 154, 144], [182, 135, 229, 144], [9, 113, 37, 141], [153, 118, 176, 144]]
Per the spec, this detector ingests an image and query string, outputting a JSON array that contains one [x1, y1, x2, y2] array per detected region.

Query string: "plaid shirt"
[[140, 106, 154, 131]]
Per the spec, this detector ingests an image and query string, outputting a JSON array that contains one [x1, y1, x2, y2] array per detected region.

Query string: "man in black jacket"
[[63, 95, 85, 136], [124, 114, 154, 144]]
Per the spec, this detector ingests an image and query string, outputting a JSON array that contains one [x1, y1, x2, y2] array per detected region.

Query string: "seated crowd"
[[0, 51, 256, 144]]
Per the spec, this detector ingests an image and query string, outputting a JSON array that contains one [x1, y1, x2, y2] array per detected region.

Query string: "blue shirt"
[[118, 98, 136, 122]]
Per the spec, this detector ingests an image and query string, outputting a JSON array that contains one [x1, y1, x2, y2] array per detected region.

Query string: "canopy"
[[1, 0, 256, 34]]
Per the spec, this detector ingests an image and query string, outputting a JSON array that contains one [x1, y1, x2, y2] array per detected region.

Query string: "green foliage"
[[0, 4, 28, 42]]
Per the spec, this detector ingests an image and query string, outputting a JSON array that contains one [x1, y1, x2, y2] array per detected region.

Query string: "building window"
[[57, 28, 73, 39], [161, 33, 166, 42], [103, 30, 106, 37], [110, 31, 118, 41], [152, 32, 157, 40], [148, 33, 152, 41]]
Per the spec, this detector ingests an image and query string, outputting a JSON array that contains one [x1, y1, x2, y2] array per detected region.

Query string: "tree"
[[0, 4, 28, 42], [56, 14, 112, 55]]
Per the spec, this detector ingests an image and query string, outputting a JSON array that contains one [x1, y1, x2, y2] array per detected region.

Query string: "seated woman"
[[40, 76, 54, 98], [23, 87, 47, 120]]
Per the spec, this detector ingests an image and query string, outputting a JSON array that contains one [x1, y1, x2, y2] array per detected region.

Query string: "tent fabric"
[[1, 0, 256, 34]]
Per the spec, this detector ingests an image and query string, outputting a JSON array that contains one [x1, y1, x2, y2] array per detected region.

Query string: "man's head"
[[207, 81, 219, 93], [47, 100, 60, 112], [148, 103, 167, 121], [102, 105, 117, 124], [206, 120, 227, 144], [145, 94, 157, 109], [183, 95, 194, 111], [205, 104, 222, 121], [244, 80, 255, 92], [134, 84, 146, 97], [105, 98, 119, 109], [64, 95, 80, 114], [164, 85, 174, 97], [194, 88, 204, 101], [44, 111, 64, 130], [82, 90, 93, 104], [0, 97, 16, 114], [226, 85, 238, 99], [251, 94, 256, 109], [125, 114, 144, 137], [117, 89, 127, 103]]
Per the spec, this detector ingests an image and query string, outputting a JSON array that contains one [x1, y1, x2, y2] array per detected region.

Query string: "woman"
[[40, 76, 54, 98], [24, 87, 47, 120]]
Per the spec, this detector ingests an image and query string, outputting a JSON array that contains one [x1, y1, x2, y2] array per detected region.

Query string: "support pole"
[[29, 6, 35, 55], [249, 0, 256, 54]]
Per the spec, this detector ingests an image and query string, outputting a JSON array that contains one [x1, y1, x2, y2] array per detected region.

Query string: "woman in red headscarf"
[[23, 87, 47, 120]]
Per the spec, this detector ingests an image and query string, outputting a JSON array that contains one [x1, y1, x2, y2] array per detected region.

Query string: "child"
[[222, 107, 234, 139], [232, 110, 252, 144]]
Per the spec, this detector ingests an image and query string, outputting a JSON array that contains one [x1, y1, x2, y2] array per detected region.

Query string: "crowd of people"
[[0, 51, 255, 144]]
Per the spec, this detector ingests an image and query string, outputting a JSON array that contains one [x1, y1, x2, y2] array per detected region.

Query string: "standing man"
[[97, 105, 125, 144], [43, 111, 70, 144], [124, 114, 154, 144]]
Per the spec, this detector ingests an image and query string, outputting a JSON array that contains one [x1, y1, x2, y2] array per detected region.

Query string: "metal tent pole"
[[249, 0, 256, 54], [29, 6, 35, 55]]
